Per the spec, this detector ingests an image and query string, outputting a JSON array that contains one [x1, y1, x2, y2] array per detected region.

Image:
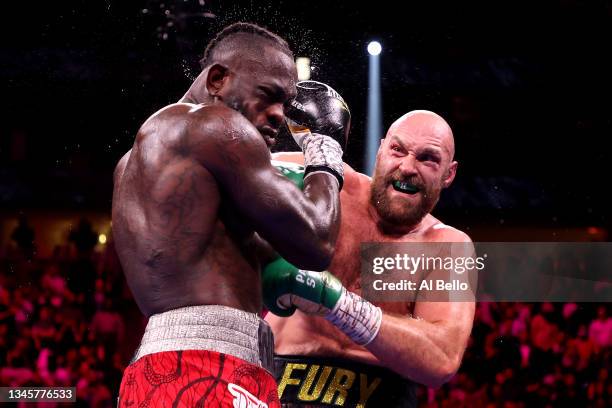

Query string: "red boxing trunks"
[[118, 305, 279, 408], [119, 349, 279, 407]]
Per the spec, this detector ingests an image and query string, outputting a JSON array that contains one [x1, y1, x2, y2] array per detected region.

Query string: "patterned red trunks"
[[119, 349, 280, 408]]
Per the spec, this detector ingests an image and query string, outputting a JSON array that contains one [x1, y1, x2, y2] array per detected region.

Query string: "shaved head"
[[386, 110, 455, 160], [370, 110, 458, 232]]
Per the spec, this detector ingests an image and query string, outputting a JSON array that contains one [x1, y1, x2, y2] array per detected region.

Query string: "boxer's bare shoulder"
[[421, 215, 472, 243], [113, 150, 131, 185], [137, 103, 266, 162], [342, 167, 371, 198]]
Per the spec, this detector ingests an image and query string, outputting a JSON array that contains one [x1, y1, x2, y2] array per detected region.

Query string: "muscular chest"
[[329, 221, 369, 292], [329, 203, 414, 315]]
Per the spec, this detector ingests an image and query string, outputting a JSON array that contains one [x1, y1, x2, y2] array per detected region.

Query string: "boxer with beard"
[[264, 110, 475, 407]]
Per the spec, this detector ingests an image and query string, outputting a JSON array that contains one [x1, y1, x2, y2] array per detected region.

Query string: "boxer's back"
[[113, 103, 260, 317]]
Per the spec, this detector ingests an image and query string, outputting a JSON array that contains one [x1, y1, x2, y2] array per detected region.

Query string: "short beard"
[[369, 171, 440, 228]]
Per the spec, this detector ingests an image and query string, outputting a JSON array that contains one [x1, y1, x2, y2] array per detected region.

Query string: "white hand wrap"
[[325, 288, 382, 346], [302, 133, 344, 189]]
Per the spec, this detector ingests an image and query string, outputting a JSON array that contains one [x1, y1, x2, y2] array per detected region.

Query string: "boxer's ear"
[[206, 64, 230, 97], [442, 161, 458, 188]]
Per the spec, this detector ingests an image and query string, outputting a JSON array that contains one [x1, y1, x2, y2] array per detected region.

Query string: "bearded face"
[[368, 112, 457, 230], [370, 165, 443, 227]]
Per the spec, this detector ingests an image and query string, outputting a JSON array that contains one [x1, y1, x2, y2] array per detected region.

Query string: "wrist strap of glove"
[[302, 133, 344, 190], [325, 288, 382, 346]]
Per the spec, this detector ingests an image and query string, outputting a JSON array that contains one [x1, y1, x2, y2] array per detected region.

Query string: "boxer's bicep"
[[197, 121, 336, 270], [412, 233, 476, 367], [413, 300, 475, 350], [233, 157, 336, 269]]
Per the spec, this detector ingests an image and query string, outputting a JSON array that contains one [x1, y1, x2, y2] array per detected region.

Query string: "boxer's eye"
[[419, 153, 439, 163], [390, 144, 404, 154], [258, 87, 274, 99], [259, 86, 289, 109], [418, 152, 441, 165]]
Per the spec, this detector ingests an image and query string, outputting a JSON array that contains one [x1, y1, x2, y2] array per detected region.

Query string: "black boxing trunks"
[[118, 305, 279, 408], [274, 355, 416, 408]]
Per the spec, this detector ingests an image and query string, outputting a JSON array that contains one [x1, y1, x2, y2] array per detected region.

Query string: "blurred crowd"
[[1, 217, 144, 407], [420, 302, 611, 407], [1, 217, 610, 407]]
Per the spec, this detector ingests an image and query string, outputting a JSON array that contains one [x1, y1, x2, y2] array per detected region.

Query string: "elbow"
[[299, 218, 337, 271], [282, 204, 339, 271], [423, 357, 461, 388], [315, 241, 335, 270], [313, 219, 340, 270], [279, 233, 335, 271], [299, 241, 334, 271]]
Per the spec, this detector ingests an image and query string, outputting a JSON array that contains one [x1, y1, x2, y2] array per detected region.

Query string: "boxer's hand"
[[262, 257, 343, 317], [262, 258, 383, 346], [285, 81, 351, 189], [286, 80, 351, 150]]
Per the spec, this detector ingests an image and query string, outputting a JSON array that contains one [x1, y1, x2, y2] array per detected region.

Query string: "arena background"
[[1, 0, 610, 406]]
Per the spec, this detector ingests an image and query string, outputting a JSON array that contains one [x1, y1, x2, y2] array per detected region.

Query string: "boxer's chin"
[[377, 198, 428, 227], [371, 184, 427, 227]]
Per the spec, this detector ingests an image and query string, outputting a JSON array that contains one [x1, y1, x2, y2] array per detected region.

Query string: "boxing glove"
[[262, 257, 343, 316], [285, 80, 351, 150], [262, 258, 382, 346], [285, 81, 351, 189]]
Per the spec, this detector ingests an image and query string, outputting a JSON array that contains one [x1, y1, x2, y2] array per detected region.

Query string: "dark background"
[[2, 0, 611, 234], [1, 3, 610, 405]]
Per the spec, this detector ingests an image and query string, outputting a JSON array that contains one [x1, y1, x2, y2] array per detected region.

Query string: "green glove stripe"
[[288, 269, 343, 311], [262, 257, 297, 317], [320, 272, 343, 309]]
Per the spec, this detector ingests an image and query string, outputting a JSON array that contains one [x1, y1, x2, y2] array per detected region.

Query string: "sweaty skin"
[[266, 111, 475, 388], [112, 46, 341, 317]]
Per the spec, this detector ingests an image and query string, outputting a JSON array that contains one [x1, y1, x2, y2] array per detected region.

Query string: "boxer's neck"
[[180, 70, 215, 105]]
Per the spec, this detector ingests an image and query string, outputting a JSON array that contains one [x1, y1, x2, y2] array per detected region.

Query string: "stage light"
[[366, 40, 383, 175], [98, 234, 107, 245], [296, 57, 311, 80], [367, 41, 382, 56]]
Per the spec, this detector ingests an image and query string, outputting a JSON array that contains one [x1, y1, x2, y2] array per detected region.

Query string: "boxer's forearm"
[[262, 259, 473, 386], [366, 309, 473, 388]]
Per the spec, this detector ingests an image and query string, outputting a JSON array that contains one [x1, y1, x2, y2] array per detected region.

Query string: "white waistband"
[[132, 305, 274, 372]]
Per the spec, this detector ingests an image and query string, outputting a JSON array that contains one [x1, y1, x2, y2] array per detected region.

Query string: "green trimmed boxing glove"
[[262, 259, 383, 346], [262, 257, 344, 317]]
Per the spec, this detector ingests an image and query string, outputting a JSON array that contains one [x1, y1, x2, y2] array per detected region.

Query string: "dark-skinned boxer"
[[113, 23, 350, 408], [265, 111, 475, 407]]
